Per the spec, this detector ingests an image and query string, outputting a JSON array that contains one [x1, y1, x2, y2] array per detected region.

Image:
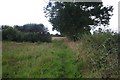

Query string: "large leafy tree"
[[44, 1, 113, 41]]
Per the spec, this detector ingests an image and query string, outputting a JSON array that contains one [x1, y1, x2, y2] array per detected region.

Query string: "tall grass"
[[2, 41, 81, 78]]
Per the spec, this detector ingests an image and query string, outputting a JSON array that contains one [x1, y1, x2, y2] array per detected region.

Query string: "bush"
[[78, 31, 119, 78]]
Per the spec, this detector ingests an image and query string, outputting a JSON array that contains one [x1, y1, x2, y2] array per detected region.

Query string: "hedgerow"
[[78, 31, 119, 78]]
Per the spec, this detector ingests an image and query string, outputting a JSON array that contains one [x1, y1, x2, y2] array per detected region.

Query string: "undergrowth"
[[77, 32, 119, 78]]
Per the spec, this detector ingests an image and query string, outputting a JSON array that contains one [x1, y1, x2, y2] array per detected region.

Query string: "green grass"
[[2, 32, 119, 78], [2, 41, 81, 78]]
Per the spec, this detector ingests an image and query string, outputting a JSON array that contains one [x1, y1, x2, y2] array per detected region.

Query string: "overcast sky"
[[0, 0, 119, 34]]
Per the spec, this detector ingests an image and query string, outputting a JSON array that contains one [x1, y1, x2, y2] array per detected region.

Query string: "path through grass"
[[2, 41, 81, 78]]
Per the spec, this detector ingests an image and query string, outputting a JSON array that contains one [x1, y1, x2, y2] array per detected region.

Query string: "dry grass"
[[63, 38, 102, 78], [52, 37, 67, 41]]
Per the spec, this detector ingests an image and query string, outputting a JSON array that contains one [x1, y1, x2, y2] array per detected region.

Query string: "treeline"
[[2, 23, 51, 42]]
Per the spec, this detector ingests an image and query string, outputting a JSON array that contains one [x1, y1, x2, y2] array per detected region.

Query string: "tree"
[[2, 27, 17, 41], [2, 25, 10, 30], [2, 24, 52, 42], [14, 23, 48, 33], [44, 1, 113, 41]]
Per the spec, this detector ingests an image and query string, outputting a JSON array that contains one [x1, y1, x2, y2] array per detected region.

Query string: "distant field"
[[2, 41, 82, 78], [52, 37, 66, 40]]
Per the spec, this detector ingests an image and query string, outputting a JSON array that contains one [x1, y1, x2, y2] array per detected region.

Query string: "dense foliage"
[[44, 2, 113, 41], [77, 30, 119, 78], [2, 24, 51, 42]]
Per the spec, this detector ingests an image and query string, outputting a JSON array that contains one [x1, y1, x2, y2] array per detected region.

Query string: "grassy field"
[[2, 40, 82, 78], [2, 33, 119, 78]]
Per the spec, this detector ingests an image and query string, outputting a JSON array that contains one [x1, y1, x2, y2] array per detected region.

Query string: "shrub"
[[78, 31, 119, 78]]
